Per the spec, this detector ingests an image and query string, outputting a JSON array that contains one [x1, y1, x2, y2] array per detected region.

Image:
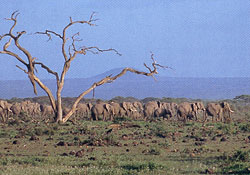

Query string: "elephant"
[[109, 102, 126, 118], [12, 100, 39, 116], [0, 107, 5, 122], [91, 102, 114, 121], [31, 102, 41, 116], [221, 102, 234, 122], [131, 101, 144, 119], [40, 104, 54, 117], [75, 103, 93, 119], [121, 101, 140, 119], [20, 100, 31, 115], [144, 101, 160, 119], [11, 101, 41, 117], [10, 102, 22, 116], [0, 100, 12, 122], [177, 102, 205, 122], [24, 101, 41, 116], [205, 102, 234, 122], [63, 106, 71, 116], [154, 102, 178, 119], [192, 102, 206, 121]]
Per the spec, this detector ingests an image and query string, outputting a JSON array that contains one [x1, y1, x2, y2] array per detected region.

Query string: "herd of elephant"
[[0, 100, 234, 123]]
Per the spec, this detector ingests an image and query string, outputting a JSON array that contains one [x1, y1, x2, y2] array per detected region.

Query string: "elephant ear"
[[191, 103, 195, 111], [132, 102, 137, 108], [220, 102, 225, 108], [134, 102, 141, 109], [196, 102, 202, 110], [122, 102, 127, 111], [223, 102, 230, 110], [87, 103, 93, 109], [224, 102, 229, 108], [157, 101, 161, 108], [104, 104, 110, 112], [192, 103, 198, 111], [0, 101, 5, 109]]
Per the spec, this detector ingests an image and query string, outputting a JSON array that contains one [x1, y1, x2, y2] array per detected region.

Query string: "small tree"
[[0, 11, 168, 123]]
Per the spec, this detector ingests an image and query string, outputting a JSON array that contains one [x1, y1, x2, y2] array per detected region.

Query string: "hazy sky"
[[0, 0, 249, 80]]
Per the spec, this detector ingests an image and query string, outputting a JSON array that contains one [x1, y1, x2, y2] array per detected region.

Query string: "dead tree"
[[0, 11, 169, 123]]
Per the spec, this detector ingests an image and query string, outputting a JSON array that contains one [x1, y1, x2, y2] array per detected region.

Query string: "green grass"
[[0, 118, 249, 174]]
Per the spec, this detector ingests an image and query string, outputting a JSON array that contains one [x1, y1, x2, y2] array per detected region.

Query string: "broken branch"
[[35, 30, 63, 41]]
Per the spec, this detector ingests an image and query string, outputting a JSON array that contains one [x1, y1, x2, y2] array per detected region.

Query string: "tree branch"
[[0, 38, 28, 66], [62, 54, 166, 123], [5, 10, 19, 37], [16, 65, 27, 73], [33, 61, 59, 81], [32, 75, 57, 112], [70, 32, 82, 52], [35, 30, 63, 41], [61, 13, 98, 61], [79, 46, 122, 56], [1, 11, 43, 96]]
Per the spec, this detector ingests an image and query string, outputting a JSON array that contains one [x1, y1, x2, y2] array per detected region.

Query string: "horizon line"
[[1, 76, 250, 81]]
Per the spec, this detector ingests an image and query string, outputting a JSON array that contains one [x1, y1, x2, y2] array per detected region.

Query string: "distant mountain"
[[1, 68, 250, 100]]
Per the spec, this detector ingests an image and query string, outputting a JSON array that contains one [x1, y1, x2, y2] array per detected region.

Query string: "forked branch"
[[0, 11, 57, 110], [36, 12, 98, 61]]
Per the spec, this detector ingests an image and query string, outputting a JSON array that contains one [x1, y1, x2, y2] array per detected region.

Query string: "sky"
[[0, 0, 249, 80]]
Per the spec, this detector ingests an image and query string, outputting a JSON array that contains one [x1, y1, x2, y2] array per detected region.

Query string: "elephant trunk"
[[229, 109, 234, 113]]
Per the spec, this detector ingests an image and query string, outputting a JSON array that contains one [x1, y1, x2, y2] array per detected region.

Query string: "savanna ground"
[[0, 96, 250, 175]]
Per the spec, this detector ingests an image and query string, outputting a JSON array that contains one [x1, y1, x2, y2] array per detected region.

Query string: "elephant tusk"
[[229, 109, 234, 113]]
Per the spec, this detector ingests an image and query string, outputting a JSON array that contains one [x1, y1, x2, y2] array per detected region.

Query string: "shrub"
[[19, 111, 31, 122], [147, 146, 161, 155], [8, 119, 20, 126], [113, 116, 132, 124], [33, 127, 55, 136], [239, 123, 250, 132], [43, 128, 55, 136], [0, 131, 9, 138], [158, 139, 171, 148], [121, 161, 164, 173], [147, 122, 168, 138], [218, 150, 250, 174], [103, 133, 119, 146], [222, 163, 250, 174], [230, 150, 250, 162], [121, 163, 147, 171], [34, 128, 43, 136], [217, 123, 236, 135]]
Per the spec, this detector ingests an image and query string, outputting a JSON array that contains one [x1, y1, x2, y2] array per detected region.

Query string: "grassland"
[[0, 112, 250, 175]]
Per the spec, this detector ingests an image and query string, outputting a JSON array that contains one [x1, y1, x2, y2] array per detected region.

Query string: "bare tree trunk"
[[56, 93, 62, 122], [56, 104, 63, 122], [55, 80, 64, 122]]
